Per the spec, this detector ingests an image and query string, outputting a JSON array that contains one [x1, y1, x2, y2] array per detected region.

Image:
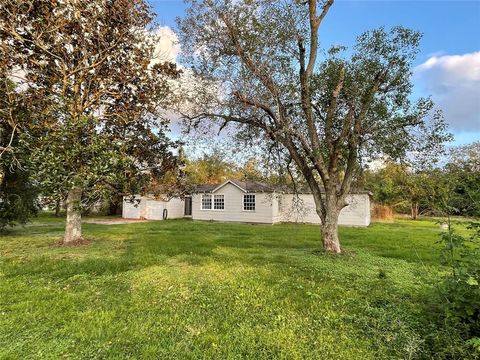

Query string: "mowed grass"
[[0, 215, 467, 359]]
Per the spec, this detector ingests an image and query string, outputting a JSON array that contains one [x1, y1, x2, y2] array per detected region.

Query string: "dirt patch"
[[84, 218, 149, 225], [53, 238, 93, 247]]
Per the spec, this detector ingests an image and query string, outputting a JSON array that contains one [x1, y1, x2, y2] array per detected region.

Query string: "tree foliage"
[[185, 148, 238, 185], [437, 221, 480, 344], [445, 142, 480, 217], [0, 77, 38, 229], [365, 162, 435, 219], [184, 148, 266, 185], [364, 142, 480, 220]]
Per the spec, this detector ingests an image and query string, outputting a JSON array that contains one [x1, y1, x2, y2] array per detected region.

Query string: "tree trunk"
[[411, 201, 419, 220], [55, 197, 61, 217], [312, 190, 342, 254], [64, 187, 82, 244], [321, 210, 341, 254], [108, 195, 122, 215]]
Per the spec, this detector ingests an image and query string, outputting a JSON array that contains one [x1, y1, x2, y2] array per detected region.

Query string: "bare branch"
[[0, 124, 16, 159]]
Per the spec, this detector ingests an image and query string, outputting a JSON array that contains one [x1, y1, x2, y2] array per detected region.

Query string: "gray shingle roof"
[[193, 180, 371, 195]]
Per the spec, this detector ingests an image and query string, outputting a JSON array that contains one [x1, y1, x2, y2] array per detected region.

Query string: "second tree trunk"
[[64, 187, 82, 244]]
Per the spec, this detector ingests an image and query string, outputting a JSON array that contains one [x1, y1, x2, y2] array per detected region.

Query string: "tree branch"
[[233, 91, 279, 124]]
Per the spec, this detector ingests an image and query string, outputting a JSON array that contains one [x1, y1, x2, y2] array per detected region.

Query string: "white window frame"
[[213, 194, 225, 210], [243, 194, 256, 211], [201, 194, 212, 210]]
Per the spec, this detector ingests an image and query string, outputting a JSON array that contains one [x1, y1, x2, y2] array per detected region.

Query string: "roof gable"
[[194, 180, 275, 193], [212, 180, 247, 193]]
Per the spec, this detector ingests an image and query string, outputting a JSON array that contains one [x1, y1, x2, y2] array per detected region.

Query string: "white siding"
[[123, 189, 370, 226], [145, 199, 165, 220], [191, 183, 274, 224], [277, 193, 371, 227], [165, 198, 185, 219], [338, 194, 371, 226], [276, 194, 317, 224], [271, 194, 282, 223], [122, 196, 145, 219], [123, 196, 185, 220]]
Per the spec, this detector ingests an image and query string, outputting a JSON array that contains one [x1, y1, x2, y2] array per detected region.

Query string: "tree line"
[[364, 142, 480, 219]]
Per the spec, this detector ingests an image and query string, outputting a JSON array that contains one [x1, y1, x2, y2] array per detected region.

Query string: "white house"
[[123, 180, 371, 226]]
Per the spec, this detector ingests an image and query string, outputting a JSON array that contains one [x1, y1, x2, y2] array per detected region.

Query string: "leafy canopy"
[[0, 0, 181, 207]]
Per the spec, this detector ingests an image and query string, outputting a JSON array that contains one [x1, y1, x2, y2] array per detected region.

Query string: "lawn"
[[0, 215, 470, 359]]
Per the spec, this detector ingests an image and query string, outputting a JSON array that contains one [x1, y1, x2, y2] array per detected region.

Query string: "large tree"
[[0, 0, 180, 243], [178, 0, 450, 253]]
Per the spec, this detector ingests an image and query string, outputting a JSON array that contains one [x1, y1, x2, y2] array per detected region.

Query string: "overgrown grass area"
[[0, 215, 473, 359]]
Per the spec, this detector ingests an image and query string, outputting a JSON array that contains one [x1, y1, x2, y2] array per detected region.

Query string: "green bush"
[[437, 220, 480, 355], [0, 168, 38, 230]]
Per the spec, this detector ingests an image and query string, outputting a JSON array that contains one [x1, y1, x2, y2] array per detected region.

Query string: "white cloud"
[[147, 27, 219, 140], [152, 26, 181, 64], [414, 51, 480, 132]]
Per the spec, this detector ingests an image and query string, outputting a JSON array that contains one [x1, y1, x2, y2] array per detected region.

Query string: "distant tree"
[[367, 142, 480, 220], [178, 0, 450, 253], [0, 0, 180, 243], [366, 161, 438, 219], [445, 142, 480, 217], [365, 162, 404, 207], [421, 142, 480, 219], [0, 76, 38, 229], [402, 170, 434, 220], [0, 165, 38, 230], [239, 157, 264, 182], [185, 148, 238, 184]]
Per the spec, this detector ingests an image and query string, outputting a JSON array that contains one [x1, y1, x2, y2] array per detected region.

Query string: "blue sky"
[[150, 0, 480, 145]]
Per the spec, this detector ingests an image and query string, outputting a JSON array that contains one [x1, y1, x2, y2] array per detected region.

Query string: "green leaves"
[[0, 78, 39, 229], [466, 276, 478, 286], [437, 220, 480, 344]]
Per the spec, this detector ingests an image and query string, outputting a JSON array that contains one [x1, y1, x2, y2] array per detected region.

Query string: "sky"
[[150, 0, 480, 146]]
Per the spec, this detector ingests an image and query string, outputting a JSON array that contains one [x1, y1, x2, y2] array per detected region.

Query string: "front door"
[[184, 196, 192, 216]]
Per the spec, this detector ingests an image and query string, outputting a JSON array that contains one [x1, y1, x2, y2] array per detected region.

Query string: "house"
[[122, 180, 371, 226]]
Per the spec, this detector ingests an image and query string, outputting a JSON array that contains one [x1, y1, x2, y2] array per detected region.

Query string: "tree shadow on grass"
[[1, 223, 221, 280], [1, 219, 439, 284]]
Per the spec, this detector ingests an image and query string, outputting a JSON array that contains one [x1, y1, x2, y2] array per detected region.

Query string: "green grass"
[[0, 215, 470, 359]]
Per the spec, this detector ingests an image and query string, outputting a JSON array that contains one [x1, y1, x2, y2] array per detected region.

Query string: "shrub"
[[0, 168, 38, 230], [437, 220, 480, 355], [372, 205, 394, 220]]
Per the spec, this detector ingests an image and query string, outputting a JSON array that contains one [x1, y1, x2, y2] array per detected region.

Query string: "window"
[[214, 195, 224, 210], [201, 194, 212, 210], [243, 194, 255, 211]]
